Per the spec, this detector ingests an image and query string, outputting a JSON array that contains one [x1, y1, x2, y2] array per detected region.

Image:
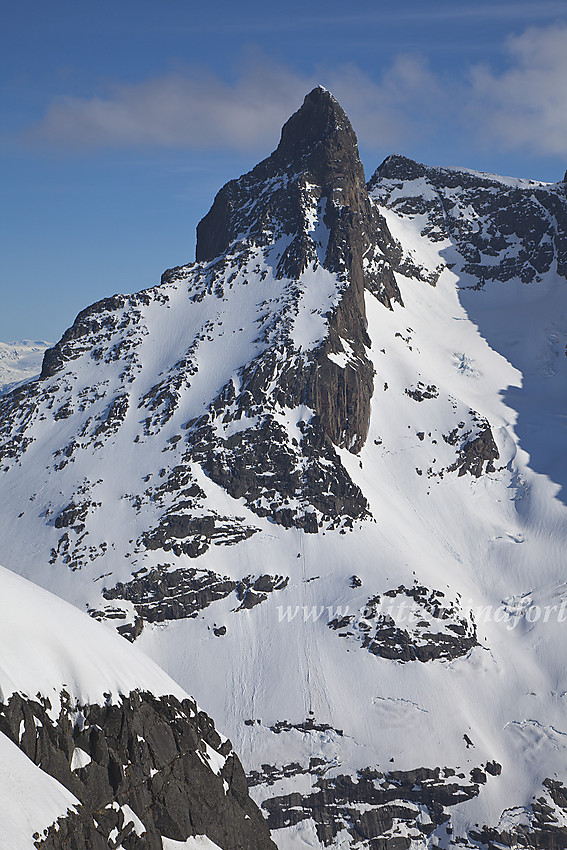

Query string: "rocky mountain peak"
[[276, 86, 347, 151], [270, 85, 365, 191], [370, 153, 429, 184], [6, 90, 567, 850], [195, 87, 386, 283], [193, 89, 402, 458]]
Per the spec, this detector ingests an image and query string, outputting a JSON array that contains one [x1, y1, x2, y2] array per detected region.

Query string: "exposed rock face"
[[0, 690, 275, 850], [197, 86, 401, 455], [100, 567, 289, 632], [370, 153, 567, 283], [328, 584, 478, 662], [452, 424, 499, 478], [258, 763, 497, 848], [186, 412, 370, 530]]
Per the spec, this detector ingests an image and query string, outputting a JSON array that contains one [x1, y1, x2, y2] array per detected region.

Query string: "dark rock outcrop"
[[101, 567, 289, 629], [260, 764, 486, 848], [328, 584, 478, 662], [186, 412, 370, 531], [452, 425, 500, 478], [0, 690, 276, 850]]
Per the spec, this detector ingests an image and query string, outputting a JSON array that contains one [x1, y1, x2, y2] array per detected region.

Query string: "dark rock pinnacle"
[[197, 87, 401, 454], [196, 86, 366, 263]]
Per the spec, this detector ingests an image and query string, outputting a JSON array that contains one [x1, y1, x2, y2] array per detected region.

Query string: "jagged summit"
[[271, 85, 362, 182], [275, 86, 349, 156], [193, 88, 401, 455], [195, 87, 370, 268]]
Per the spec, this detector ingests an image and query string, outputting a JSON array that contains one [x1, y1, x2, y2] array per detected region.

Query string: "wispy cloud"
[[378, 2, 567, 21], [330, 56, 450, 148], [26, 55, 448, 154], [27, 24, 567, 160], [30, 64, 313, 152], [468, 24, 567, 156]]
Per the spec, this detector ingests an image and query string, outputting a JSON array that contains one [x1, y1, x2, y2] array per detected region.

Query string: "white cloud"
[[329, 55, 449, 148], [28, 24, 567, 161], [31, 64, 313, 151], [28, 56, 444, 154], [468, 24, 567, 156]]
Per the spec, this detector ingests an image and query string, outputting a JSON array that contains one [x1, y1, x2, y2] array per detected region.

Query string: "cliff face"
[[197, 86, 401, 454]]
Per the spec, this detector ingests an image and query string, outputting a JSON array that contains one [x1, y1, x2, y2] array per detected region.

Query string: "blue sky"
[[3, 0, 567, 342]]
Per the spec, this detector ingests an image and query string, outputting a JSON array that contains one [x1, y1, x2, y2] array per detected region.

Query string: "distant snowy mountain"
[[0, 564, 274, 849], [0, 340, 51, 394], [1, 87, 567, 848]]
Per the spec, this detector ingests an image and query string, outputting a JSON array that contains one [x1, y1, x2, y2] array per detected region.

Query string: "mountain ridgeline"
[[2, 88, 567, 849]]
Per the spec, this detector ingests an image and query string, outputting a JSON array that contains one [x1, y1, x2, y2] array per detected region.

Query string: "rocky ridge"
[[1, 690, 274, 850], [0, 565, 275, 850], [370, 154, 567, 286]]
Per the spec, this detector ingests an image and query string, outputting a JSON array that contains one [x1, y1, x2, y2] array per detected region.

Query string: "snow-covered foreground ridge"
[[1, 87, 567, 848], [0, 564, 275, 849], [0, 563, 187, 713]]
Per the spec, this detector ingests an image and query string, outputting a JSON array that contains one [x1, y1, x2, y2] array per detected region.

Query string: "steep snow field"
[[0, 731, 79, 850]]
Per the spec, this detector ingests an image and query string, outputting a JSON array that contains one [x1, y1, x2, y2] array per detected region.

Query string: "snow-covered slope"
[[0, 730, 79, 850], [0, 340, 51, 394], [2, 88, 567, 848], [0, 564, 275, 850], [0, 563, 186, 715]]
